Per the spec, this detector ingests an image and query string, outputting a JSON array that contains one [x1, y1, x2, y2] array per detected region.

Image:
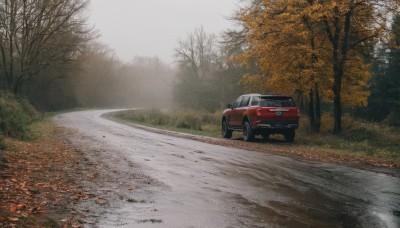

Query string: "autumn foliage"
[[234, 0, 399, 133]]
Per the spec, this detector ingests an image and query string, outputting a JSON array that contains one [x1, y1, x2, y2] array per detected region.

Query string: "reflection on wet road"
[[56, 110, 400, 227]]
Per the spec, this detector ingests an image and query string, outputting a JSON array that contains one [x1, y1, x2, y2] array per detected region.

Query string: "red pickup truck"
[[222, 94, 300, 142]]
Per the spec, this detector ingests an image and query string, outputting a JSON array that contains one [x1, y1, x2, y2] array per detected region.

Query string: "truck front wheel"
[[243, 121, 255, 142], [222, 119, 232, 139]]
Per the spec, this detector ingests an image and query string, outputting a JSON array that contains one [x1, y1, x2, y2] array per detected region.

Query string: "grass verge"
[[115, 109, 400, 164], [115, 109, 222, 138], [297, 113, 400, 160]]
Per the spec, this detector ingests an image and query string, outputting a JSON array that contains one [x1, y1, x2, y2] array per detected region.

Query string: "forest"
[[1, 0, 400, 142]]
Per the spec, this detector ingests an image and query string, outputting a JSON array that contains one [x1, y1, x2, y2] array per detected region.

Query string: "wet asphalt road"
[[55, 110, 400, 228]]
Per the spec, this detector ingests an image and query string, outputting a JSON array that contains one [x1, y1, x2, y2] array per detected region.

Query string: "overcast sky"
[[88, 0, 241, 64]]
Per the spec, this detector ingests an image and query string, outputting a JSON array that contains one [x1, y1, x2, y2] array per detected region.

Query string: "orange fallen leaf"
[[9, 205, 18, 212], [17, 203, 26, 210], [9, 203, 26, 212]]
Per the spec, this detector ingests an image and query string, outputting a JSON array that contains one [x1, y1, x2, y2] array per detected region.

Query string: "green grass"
[[115, 109, 400, 160]]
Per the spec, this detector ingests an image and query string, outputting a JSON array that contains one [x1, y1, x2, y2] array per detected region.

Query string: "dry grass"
[[115, 109, 221, 137], [298, 113, 400, 159]]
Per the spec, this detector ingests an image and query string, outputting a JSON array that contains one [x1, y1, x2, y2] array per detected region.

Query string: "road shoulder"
[[104, 112, 400, 174]]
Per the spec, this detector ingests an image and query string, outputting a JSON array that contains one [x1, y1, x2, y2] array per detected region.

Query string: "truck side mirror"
[[226, 104, 232, 109]]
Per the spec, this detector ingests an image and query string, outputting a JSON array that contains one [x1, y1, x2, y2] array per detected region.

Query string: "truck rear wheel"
[[284, 129, 295, 142]]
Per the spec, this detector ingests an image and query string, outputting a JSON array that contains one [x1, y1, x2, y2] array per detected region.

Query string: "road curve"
[[55, 110, 400, 228]]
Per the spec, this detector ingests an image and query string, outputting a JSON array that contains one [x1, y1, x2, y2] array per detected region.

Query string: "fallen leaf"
[[9, 205, 18, 212], [71, 195, 80, 201], [17, 203, 26, 210]]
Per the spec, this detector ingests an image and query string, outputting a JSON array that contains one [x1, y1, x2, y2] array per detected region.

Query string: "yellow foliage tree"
[[235, 0, 397, 133]]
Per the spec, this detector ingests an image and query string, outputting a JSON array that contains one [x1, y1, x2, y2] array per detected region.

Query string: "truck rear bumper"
[[253, 121, 299, 129]]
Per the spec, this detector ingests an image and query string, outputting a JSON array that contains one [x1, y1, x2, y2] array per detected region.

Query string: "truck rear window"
[[251, 96, 295, 107]]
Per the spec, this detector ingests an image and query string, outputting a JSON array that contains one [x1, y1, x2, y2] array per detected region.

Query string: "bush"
[[147, 109, 170, 125], [171, 109, 221, 130], [302, 112, 357, 133], [383, 112, 400, 127], [174, 111, 202, 130], [0, 92, 38, 140]]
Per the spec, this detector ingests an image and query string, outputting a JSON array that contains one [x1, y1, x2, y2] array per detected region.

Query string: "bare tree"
[[0, 0, 92, 94], [173, 27, 222, 110], [175, 27, 218, 81]]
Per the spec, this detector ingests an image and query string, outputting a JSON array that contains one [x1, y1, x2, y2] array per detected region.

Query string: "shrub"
[[0, 92, 38, 140], [174, 111, 202, 130], [383, 112, 400, 127], [318, 112, 356, 133], [147, 109, 170, 125], [19, 97, 40, 118], [200, 111, 221, 126], [170, 109, 222, 131]]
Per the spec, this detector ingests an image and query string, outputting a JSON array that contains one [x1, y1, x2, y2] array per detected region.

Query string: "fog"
[[73, 1, 244, 110], [89, 0, 239, 63], [73, 42, 176, 109]]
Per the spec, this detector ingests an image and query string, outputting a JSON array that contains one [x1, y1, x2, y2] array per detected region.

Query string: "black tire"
[[243, 121, 255, 142], [284, 129, 295, 142], [222, 119, 232, 139]]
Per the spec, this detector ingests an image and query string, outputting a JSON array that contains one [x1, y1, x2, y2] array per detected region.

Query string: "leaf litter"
[[0, 121, 97, 227]]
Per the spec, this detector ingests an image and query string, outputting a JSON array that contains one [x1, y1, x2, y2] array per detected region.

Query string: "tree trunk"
[[333, 9, 351, 134], [314, 84, 321, 132], [308, 86, 321, 133], [308, 89, 315, 131], [333, 71, 342, 134]]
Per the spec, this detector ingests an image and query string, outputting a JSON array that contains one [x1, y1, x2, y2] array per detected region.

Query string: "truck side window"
[[233, 97, 243, 108], [251, 96, 260, 106], [240, 96, 250, 107]]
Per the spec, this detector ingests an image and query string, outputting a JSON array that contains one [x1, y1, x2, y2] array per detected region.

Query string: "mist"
[[89, 0, 239, 63], [73, 42, 176, 109]]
